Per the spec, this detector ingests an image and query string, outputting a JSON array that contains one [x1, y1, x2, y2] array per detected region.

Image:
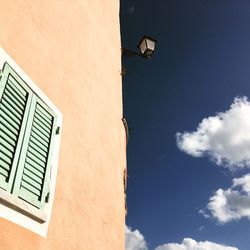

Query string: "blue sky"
[[121, 1, 250, 249]]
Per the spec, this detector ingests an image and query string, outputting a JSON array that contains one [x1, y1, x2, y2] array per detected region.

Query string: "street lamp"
[[121, 36, 157, 216], [122, 36, 157, 59]]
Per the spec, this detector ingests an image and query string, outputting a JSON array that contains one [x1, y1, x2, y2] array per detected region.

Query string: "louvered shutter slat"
[[23, 168, 43, 185], [28, 146, 47, 163], [1, 99, 22, 120], [26, 157, 46, 174], [22, 175, 42, 192], [24, 162, 44, 179], [4, 90, 25, 111], [0, 168, 8, 178], [32, 126, 50, 143], [7, 81, 27, 102], [2, 95, 24, 116], [1, 104, 22, 126], [0, 137, 15, 152], [8, 75, 27, 96], [36, 108, 52, 123], [30, 136, 48, 154], [0, 118, 19, 136], [1, 146, 13, 160], [28, 140, 47, 158], [0, 159, 11, 172], [36, 104, 52, 120], [27, 152, 46, 168], [33, 117, 51, 134], [0, 124, 18, 141], [5, 85, 26, 106], [4, 78, 26, 103], [21, 181, 41, 197], [0, 109, 20, 130], [0, 130, 16, 147], [30, 130, 49, 148], [0, 151, 12, 164], [35, 112, 52, 128]]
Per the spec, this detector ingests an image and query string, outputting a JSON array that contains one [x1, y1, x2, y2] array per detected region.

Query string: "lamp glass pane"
[[139, 39, 147, 54], [146, 38, 155, 51]]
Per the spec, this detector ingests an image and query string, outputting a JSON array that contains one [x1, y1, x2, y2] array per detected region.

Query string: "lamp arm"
[[122, 48, 146, 58]]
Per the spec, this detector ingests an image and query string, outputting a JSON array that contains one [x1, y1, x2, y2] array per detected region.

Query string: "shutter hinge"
[[45, 192, 50, 203], [56, 126, 60, 135]]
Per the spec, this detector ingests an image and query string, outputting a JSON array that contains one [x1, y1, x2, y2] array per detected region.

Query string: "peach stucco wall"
[[0, 1, 125, 249]]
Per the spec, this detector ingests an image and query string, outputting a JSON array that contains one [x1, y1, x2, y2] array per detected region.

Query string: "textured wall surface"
[[0, 0, 125, 249]]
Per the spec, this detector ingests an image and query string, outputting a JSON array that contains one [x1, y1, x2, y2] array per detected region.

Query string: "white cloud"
[[154, 238, 238, 250], [206, 174, 250, 223], [125, 226, 238, 250], [125, 225, 148, 250], [176, 96, 250, 169], [199, 209, 210, 219]]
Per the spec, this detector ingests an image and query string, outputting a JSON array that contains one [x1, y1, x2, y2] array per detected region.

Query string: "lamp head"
[[138, 36, 157, 58]]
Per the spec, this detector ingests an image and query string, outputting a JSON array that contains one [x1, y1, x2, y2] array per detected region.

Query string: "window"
[[0, 48, 62, 236]]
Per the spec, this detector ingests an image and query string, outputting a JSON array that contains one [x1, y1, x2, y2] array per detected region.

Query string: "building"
[[0, 1, 126, 249]]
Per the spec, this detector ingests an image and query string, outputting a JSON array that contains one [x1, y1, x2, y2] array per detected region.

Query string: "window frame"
[[0, 47, 62, 237]]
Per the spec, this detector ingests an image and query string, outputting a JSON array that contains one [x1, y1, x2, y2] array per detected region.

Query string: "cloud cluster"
[[206, 174, 250, 223], [176, 97, 250, 224], [126, 97, 249, 250], [155, 238, 238, 250], [176, 97, 250, 169], [125, 226, 238, 250], [125, 226, 148, 250]]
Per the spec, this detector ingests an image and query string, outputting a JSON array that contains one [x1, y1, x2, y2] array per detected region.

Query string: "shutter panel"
[[13, 95, 57, 208], [0, 63, 33, 192]]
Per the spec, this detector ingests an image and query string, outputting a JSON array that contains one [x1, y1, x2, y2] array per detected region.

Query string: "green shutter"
[[0, 63, 33, 192], [13, 95, 57, 208]]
